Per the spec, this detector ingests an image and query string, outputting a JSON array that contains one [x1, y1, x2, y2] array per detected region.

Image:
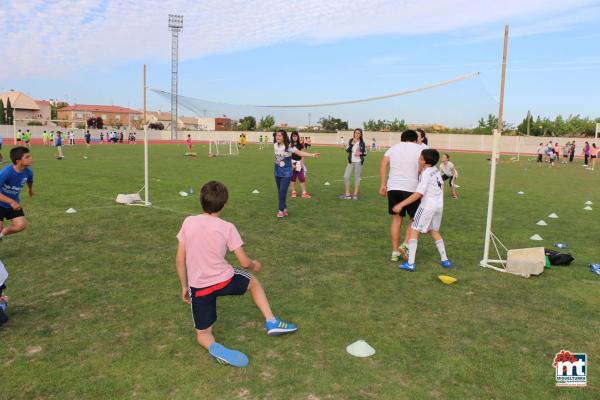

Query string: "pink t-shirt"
[[176, 214, 244, 288]]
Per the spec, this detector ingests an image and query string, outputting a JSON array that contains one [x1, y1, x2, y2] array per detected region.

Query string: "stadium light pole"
[[168, 14, 183, 141]]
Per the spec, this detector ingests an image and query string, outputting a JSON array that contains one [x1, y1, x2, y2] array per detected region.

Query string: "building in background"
[[0, 91, 52, 123], [147, 113, 232, 131], [57, 105, 142, 128], [196, 117, 231, 131]]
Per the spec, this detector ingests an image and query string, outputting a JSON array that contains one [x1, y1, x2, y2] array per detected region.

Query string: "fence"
[[0, 125, 592, 155]]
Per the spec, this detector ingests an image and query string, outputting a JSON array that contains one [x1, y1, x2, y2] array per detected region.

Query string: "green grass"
[[2, 143, 598, 399]]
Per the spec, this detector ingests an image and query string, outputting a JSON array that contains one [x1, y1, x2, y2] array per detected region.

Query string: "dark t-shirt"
[[291, 143, 303, 161]]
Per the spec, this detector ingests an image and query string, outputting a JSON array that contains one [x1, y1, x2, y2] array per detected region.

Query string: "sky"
[[1, 0, 600, 127]]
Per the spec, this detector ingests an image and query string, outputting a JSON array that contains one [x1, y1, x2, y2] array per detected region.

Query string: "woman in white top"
[[439, 153, 458, 199], [341, 129, 367, 200]]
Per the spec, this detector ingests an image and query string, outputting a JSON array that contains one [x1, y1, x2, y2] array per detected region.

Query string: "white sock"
[[408, 239, 418, 264], [435, 240, 448, 261]]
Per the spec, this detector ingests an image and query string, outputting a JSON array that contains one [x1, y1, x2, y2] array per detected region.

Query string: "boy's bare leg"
[[248, 277, 275, 321], [390, 214, 403, 252], [403, 219, 413, 245], [1, 217, 26, 237], [196, 327, 216, 350], [430, 230, 443, 241]]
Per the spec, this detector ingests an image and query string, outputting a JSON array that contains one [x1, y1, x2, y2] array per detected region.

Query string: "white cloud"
[[1, 0, 599, 79]]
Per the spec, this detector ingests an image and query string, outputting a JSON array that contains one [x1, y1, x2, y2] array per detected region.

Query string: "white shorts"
[[411, 206, 443, 233]]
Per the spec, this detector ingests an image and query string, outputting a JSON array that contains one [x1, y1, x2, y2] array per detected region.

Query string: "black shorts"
[[0, 207, 25, 221], [387, 190, 420, 218], [441, 174, 455, 187], [190, 269, 252, 330]]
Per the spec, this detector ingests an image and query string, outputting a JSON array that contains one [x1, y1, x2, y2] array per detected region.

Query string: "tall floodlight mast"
[[168, 14, 183, 140]]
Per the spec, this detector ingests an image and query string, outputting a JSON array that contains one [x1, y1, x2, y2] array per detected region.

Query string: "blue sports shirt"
[[0, 165, 33, 208]]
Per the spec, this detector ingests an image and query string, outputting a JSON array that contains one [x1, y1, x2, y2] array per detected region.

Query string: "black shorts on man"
[[190, 268, 252, 330], [387, 190, 420, 218], [0, 207, 25, 221]]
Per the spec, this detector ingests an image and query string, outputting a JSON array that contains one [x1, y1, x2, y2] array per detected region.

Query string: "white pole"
[[143, 64, 150, 206], [13, 113, 16, 145], [482, 25, 509, 268], [144, 125, 149, 205], [516, 136, 520, 161]]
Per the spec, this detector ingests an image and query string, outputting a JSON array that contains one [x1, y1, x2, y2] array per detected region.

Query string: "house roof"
[[58, 104, 141, 114], [35, 100, 51, 106], [0, 91, 40, 111]]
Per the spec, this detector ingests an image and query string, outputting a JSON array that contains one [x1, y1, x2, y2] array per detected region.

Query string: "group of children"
[[537, 140, 598, 170], [172, 128, 462, 367]]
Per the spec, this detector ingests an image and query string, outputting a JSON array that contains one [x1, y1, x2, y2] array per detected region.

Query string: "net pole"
[[144, 125, 149, 205], [13, 115, 16, 145], [482, 25, 509, 267], [143, 64, 150, 206]]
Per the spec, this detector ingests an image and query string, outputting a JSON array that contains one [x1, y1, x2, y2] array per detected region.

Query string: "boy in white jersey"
[[392, 149, 452, 271]]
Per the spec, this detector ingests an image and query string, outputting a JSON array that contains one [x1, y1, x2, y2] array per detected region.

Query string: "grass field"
[[2, 142, 598, 399]]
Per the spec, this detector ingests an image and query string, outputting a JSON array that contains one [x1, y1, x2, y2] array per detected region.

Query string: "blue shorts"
[[190, 268, 252, 330]]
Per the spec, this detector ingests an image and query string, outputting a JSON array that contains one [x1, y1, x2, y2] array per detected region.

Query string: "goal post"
[[208, 132, 239, 156]]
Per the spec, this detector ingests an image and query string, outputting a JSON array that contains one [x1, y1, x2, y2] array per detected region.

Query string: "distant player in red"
[[186, 134, 193, 153]]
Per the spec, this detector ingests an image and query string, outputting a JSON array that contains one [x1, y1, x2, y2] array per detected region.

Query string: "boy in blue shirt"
[[0, 147, 34, 240]]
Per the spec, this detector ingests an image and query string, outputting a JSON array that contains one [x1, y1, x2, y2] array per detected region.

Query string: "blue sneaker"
[[440, 260, 453, 268], [208, 343, 249, 368], [266, 317, 297, 336], [399, 262, 416, 272]]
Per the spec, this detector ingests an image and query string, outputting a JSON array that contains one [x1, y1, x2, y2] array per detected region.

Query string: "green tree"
[[259, 115, 275, 130], [0, 99, 5, 125], [239, 115, 256, 131], [388, 118, 407, 132], [5, 98, 13, 125], [319, 115, 348, 131], [51, 101, 69, 120]]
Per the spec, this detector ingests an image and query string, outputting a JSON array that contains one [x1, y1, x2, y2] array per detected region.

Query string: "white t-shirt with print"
[[416, 166, 444, 209], [351, 142, 361, 163], [439, 161, 455, 177], [384, 142, 422, 192]]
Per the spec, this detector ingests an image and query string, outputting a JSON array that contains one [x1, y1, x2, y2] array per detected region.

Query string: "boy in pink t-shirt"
[[176, 181, 297, 367]]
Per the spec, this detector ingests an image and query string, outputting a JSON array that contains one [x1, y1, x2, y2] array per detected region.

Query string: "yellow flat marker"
[[438, 275, 457, 285]]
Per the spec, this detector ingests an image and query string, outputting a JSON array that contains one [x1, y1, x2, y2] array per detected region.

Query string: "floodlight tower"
[[168, 14, 183, 140]]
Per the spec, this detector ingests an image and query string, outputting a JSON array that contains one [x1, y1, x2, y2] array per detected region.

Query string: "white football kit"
[[412, 166, 444, 233]]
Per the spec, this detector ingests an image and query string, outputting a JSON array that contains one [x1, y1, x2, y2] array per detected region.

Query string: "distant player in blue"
[[55, 131, 64, 159], [0, 147, 34, 240]]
